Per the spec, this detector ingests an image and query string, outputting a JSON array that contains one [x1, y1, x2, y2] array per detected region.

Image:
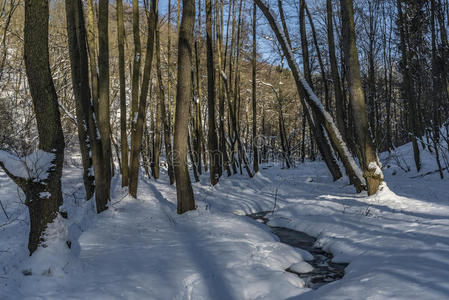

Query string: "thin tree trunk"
[[216, 0, 231, 177], [327, 0, 346, 141], [252, 2, 259, 174], [85, 0, 99, 114], [166, 0, 175, 185], [129, 0, 158, 197], [97, 0, 111, 198], [396, 0, 421, 172], [206, 0, 220, 185], [117, 0, 129, 187], [65, 0, 94, 200], [130, 0, 141, 181], [156, 20, 174, 184]]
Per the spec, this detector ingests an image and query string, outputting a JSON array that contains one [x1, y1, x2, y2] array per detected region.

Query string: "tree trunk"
[[23, 0, 64, 254], [327, 0, 346, 141], [117, 0, 129, 187], [66, 0, 109, 212], [129, 0, 158, 197], [205, 0, 220, 186], [341, 0, 383, 195], [85, 0, 99, 114], [396, 0, 421, 172], [156, 20, 174, 184], [97, 0, 111, 198], [252, 2, 259, 174], [65, 0, 94, 201], [174, 0, 196, 214], [130, 0, 141, 184], [216, 0, 231, 177]]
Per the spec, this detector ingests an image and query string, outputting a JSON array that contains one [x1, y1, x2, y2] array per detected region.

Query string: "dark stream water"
[[247, 211, 348, 289]]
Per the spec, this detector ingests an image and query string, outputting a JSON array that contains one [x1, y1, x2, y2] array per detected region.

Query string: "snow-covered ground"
[[1, 141, 449, 299]]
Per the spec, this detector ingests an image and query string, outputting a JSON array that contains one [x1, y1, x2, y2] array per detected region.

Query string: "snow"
[[1, 139, 449, 299], [289, 261, 314, 273], [0, 149, 55, 181]]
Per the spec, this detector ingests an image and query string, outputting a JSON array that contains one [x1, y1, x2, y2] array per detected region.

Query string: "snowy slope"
[[1, 141, 448, 299]]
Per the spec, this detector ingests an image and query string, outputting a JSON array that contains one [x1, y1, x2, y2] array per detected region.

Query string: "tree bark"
[[97, 0, 112, 199], [23, 0, 64, 254], [205, 0, 221, 186], [65, 0, 94, 201], [129, 0, 158, 197], [327, 0, 346, 141], [252, 2, 259, 174], [117, 0, 129, 187], [341, 0, 383, 195], [174, 0, 196, 214]]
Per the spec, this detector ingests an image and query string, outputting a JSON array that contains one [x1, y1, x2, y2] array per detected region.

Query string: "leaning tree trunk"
[[174, 0, 196, 214], [341, 0, 383, 195], [129, 0, 158, 197], [255, 0, 366, 192], [20, 0, 64, 254], [327, 0, 346, 142]]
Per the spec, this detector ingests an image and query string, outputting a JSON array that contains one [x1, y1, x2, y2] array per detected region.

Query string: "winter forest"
[[1, 0, 449, 298]]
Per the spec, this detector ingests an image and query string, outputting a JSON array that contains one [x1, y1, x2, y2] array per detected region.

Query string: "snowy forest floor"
[[1, 141, 449, 299]]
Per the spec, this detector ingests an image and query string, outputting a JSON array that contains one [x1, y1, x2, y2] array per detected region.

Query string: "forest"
[[0, 0, 449, 299]]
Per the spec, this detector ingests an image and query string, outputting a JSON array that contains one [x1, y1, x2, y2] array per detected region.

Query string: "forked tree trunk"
[[174, 0, 196, 214], [16, 0, 64, 254], [66, 0, 109, 212], [341, 0, 383, 195]]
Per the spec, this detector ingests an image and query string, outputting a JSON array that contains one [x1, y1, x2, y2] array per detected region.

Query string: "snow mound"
[[289, 261, 314, 273]]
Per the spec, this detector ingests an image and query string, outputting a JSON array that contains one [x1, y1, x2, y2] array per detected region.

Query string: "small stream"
[[248, 211, 348, 289]]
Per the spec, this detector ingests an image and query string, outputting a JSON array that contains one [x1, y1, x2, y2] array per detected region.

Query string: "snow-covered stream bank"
[[248, 211, 348, 289]]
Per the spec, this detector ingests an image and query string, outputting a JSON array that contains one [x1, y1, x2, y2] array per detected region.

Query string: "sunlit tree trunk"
[[174, 0, 196, 214], [341, 0, 383, 195]]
